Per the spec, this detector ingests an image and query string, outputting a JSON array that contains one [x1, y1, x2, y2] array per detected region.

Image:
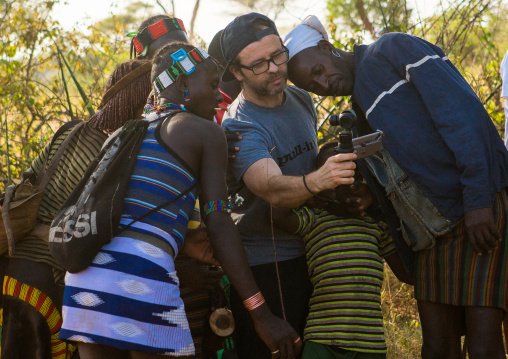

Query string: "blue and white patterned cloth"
[[60, 227, 195, 356], [60, 113, 199, 355]]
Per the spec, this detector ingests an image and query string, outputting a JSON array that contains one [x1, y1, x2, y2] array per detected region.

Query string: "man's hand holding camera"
[[303, 152, 357, 194]]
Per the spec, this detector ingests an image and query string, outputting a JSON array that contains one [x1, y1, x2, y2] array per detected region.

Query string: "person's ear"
[[230, 65, 244, 82], [317, 39, 334, 53], [175, 74, 189, 94]]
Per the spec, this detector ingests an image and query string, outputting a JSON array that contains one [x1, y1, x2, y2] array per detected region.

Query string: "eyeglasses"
[[239, 48, 289, 75]]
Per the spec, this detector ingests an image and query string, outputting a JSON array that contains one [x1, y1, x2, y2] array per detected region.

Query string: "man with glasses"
[[220, 13, 356, 358]]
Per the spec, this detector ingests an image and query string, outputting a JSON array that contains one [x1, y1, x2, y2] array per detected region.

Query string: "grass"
[[382, 264, 422, 359]]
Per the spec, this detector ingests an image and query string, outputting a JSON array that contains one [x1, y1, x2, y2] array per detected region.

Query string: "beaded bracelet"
[[203, 194, 244, 217], [203, 200, 232, 217], [243, 291, 265, 311]]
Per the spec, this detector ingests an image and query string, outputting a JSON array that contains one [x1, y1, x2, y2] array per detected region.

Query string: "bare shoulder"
[[172, 112, 224, 136], [188, 116, 226, 143]]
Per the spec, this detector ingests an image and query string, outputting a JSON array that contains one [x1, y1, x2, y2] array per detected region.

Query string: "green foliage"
[[327, 0, 412, 37], [0, 0, 155, 189]]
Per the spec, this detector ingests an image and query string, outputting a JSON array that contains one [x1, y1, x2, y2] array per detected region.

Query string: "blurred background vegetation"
[[1, 0, 507, 356], [1, 0, 506, 183]]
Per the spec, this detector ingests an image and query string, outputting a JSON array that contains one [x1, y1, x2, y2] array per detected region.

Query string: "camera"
[[329, 110, 357, 203], [329, 110, 356, 155], [328, 110, 384, 204], [329, 110, 383, 160]]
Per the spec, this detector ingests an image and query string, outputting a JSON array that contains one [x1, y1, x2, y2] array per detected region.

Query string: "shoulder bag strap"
[[19, 120, 84, 187], [51, 120, 83, 146], [36, 121, 86, 190]]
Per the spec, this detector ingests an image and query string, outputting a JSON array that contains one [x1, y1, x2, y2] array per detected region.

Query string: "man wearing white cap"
[[284, 16, 508, 359]]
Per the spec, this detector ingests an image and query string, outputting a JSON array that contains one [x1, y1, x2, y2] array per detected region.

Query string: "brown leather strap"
[[36, 122, 86, 190], [98, 62, 152, 109]]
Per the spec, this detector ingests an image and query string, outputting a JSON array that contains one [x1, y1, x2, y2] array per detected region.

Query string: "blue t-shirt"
[[222, 86, 318, 265]]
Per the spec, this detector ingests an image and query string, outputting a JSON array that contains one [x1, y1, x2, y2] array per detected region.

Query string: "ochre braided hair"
[[88, 59, 152, 133]]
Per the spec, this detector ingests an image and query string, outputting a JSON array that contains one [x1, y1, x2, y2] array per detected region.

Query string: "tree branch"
[[355, 0, 376, 37], [189, 0, 200, 41]]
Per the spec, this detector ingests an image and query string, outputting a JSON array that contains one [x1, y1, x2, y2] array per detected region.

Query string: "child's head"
[[316, 142, 338, 169]]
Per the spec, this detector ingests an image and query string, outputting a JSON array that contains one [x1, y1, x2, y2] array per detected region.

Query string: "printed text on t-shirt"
[[277, 141, 316, 168]]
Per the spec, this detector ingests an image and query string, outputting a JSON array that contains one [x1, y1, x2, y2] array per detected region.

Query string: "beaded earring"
[[183, 89, 190, 101]]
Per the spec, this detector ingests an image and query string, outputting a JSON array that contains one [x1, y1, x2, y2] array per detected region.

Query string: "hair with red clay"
[[88, 59, 152, 133]]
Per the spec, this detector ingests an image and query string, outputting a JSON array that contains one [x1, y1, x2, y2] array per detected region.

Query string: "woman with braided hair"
[[88, 59, 152, 133], [1, 59, 152, 359], [59, 42, 302, 359]]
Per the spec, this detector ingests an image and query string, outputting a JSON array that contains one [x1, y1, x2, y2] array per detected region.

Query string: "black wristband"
[[302, 173, 342, 206], [302, 174, 317, 196]]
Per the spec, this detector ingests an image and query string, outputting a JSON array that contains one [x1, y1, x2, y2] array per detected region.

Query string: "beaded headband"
[[153, 47, 210, 95], [127, 18, 187, 57]]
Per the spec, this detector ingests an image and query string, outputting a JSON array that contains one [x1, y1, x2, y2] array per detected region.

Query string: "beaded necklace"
[[152, 102, 187, 114]]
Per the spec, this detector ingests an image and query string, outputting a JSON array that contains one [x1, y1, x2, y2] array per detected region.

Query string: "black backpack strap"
[[117, 181, 199, 234]]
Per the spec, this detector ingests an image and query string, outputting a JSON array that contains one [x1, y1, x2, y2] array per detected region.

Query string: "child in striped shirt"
[[274, 142, 412, 359]]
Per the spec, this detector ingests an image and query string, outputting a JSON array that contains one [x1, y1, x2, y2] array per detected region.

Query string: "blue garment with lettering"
[[222, 85, 318, 265]]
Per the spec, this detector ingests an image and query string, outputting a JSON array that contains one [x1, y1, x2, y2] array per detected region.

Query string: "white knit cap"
[[284, 15, 329, 61]]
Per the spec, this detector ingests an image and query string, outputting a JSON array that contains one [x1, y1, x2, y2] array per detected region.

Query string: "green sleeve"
[[378, 220, 397, 258], [293, 206, 316, 236]]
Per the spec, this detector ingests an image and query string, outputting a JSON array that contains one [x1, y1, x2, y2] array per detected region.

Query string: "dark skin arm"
[[270, 182, 374, 232], [270, 208, 300, 234], [161, 114, 301, 359], [178, 128, 241, 288]]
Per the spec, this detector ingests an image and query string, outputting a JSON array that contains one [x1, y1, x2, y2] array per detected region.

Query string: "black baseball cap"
[[220, 13, 279, 82]]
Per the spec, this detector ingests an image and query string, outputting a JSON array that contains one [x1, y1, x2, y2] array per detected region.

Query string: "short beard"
[[241, 70, 287, 97]]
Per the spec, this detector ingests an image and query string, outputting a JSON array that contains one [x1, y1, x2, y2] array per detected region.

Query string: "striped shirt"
[[12, 122, 107, 283], [294, 207, 396, 354]]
